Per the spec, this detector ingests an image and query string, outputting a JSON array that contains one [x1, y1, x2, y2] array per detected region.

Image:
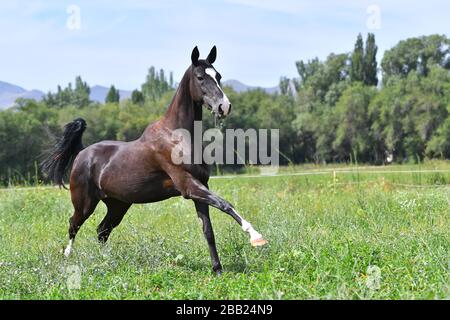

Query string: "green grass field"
[[0, 163, 449, 299]]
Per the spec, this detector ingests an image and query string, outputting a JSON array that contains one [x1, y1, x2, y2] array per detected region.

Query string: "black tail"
[[41, 118, 87, 188]]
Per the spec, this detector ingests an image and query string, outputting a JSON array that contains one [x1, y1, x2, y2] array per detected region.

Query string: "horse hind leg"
[[97, 198, 131, 243], [64, 187, 100, 257]]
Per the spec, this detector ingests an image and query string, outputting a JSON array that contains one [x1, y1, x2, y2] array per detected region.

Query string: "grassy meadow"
[[0, 162, 449, 299]]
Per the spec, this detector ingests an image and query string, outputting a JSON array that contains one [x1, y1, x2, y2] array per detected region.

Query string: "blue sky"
[[0, 0, 448, 91]]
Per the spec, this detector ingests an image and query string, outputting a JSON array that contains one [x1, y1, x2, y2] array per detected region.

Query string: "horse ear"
[[191, 46, 200, 66], [207, 46, 217, 64]]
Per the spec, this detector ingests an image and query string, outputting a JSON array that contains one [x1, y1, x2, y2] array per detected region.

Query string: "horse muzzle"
[[217, 100, 231, 118], [204, 95, 232, 119]]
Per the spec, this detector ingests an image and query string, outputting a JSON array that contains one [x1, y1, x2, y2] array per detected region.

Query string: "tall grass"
[[0, 163, 448, 299]]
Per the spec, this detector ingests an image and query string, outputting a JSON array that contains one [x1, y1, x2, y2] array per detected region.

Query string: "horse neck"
[[164, 68, 202, 134]]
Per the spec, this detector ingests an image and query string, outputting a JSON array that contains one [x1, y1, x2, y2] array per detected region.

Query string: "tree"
[[1, 34, 450, 185], [0, 100, 59, 184], [295, 53, 349, 104], [43, 76, 91, 108], [426, 115, 450, 158], [364, 33, 378, 86], [279, 77, 299, 96], [141, 66, 173, 102], [350, 33, 365, 82], [381, 34, 450, 83], [131, 89, 145, 105], [369, 66, 449, 163], [105, 85, 120, 104], [293, 53, 350, 163], [296, 58, 320, 84], [333, 83, 376, 162], [279, 77, 290, 95], [74, 76, 91, 107]]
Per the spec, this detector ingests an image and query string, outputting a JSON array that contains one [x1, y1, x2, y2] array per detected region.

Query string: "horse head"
[[189, 46, 232, 119]]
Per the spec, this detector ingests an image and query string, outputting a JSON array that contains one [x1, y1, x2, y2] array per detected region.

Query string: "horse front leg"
[[170, 170, 267, 247], [194, 200, 223, 275]]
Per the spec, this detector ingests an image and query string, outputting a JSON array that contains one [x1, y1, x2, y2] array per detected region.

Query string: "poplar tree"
[[364, 33, 378, 86], [350, 33, 365, 82], [105, 85, 120, 103]]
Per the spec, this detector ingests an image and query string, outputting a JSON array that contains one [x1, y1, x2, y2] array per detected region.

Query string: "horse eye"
[[197, 76, 204, 81]]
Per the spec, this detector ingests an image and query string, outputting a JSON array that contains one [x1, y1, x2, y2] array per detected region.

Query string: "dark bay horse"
[[42, 46, 267, 274]]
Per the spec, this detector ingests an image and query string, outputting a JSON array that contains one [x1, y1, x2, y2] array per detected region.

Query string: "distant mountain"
[[222, 79, 280, 94], [0, 81, 44, 109], [90, 85, 132, 103], [0, 79, 282, 109], [0, 81, 25, 94], [0, 82, 133, 108]]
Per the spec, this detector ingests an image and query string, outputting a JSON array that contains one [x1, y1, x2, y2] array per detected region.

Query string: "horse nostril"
[[218, 104, 224, 115]]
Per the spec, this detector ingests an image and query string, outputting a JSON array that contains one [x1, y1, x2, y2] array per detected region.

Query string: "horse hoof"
[[63, 246, 72, 257], [213, 265, 223, 276], [251, 237, 268, 247]]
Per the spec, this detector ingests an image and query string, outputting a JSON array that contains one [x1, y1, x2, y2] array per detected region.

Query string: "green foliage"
[[381, 34, 450, 83], [333, 83, 376, 162], [296, 53, 350, 104], [131, 89, 145, 105], [0, 101, 59, 184], [279, 77, 290, 95], [74, 76, 91, 108], [364, 33, 378, 86], [369, 66, 449, 163], [44, 76, 91, 108], [292, 34, 448, 164], [105, 85, 120, 104], [0, 34, 449, 183], [426, 115, 450, 158], [142, 66, 174, 102], [350, 33, 378, 86], [351, 33, 365, 82]]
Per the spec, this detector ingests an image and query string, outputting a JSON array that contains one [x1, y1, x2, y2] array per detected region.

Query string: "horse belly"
[[101, 171, 180, 204], [128, 179, 181, 204]]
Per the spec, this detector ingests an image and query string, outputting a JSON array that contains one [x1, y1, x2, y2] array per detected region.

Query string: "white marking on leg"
[[64, 239, 73, 257], [232, 209, 263, 241]]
